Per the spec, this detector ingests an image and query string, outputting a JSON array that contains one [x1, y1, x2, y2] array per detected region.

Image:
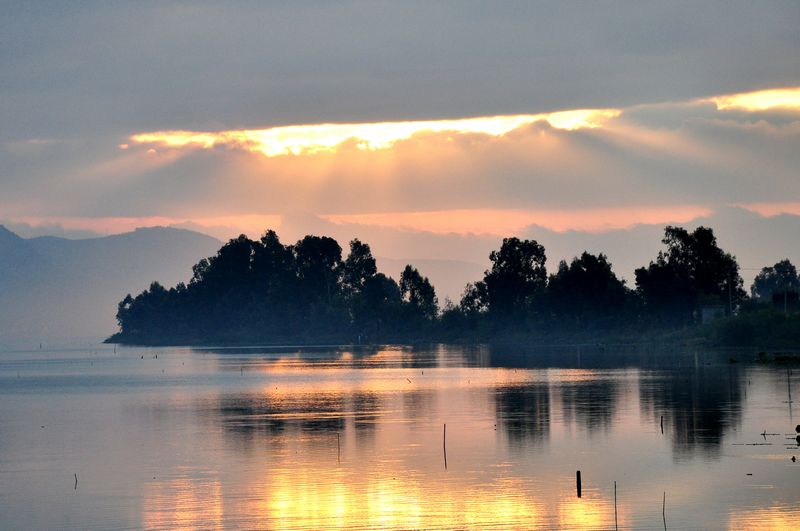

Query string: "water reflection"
[[558, 377, 620, 433], [640, 363, 744, 459], [0, 343, 797, 529], [495, 383, 550, 446]]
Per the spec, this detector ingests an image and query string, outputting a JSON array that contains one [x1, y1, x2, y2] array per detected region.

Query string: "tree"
[[352, 273, 403, 335], [400, 265, 438, 320], [251, 230, 299, 333], [459, 281, 488, 316], [343, 239, 378, 295], [751, 259, 800, 313], [751, 259, 799, 300], [547, 252, 628, 327], [252, 230, 296, 294], [292, 235, 343, 305], [186, 235, 258, 331], [635, 226, 744, 325], [482, 237, 547, 320]]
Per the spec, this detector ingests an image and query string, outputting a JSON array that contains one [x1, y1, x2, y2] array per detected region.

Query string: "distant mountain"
[[0, 226, 221, 345]]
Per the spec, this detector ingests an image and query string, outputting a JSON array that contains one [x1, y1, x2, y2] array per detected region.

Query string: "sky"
[[2, 1, 800, 297]]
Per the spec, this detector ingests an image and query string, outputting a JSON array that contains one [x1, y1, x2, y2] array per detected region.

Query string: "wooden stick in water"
[[576, 470, 581, 498], [443, 423, 447, 470], [663, 491, 667, 530], [614, 481, 618, 530], [74, 473, 78, 490]]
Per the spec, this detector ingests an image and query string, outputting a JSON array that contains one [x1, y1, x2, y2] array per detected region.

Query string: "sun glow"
[[129, 109, 620, 157], [708, 87, 800, 112]]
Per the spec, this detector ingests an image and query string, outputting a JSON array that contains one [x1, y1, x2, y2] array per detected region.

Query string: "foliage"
[[110, 224, 797, 347], [480, 237, 547, 322], [546, 252, 629, 328], [635, 226, 745, 326], [400, 265, 438, 323], [751, 259, 800, 300]]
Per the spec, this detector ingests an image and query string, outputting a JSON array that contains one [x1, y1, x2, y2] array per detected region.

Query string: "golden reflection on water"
[[140, 465, 629, 529], [728, 505, 800, 530], [125, 347, 800, 529], [142, 476, 224, 530]]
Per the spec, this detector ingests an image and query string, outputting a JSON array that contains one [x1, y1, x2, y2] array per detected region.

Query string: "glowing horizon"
[[6, 204, 716, 239], [322, 205, 714, 235]]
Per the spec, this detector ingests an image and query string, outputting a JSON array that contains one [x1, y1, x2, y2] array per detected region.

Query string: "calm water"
[[0, 344, 798, 530]]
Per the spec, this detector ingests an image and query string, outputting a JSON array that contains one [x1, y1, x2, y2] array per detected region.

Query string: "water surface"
[[0, 344, 798, 529]]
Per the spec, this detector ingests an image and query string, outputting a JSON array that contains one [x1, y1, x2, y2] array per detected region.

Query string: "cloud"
[[128, 108, 620, 157], [3, 87, 799, 236], [2, 2, 799, 142]]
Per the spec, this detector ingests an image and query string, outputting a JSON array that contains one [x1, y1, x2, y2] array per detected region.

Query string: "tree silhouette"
[[547, 252, 629, 327], [635, 226, 744, 325], [293, 235, 343, 305], [751, 259, 799, 300], [110, 224, 780, 346], [343, 239, 378, 296], [400, 265, 438, 321], [481, 237, 547, 321]]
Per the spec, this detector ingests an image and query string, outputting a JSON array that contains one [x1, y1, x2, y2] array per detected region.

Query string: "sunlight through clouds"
[[128, 109, 620, 157], [127, 86, 800, 160], [708, 87, 800, 112]]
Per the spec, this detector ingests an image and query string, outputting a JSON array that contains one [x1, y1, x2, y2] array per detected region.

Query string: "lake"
[[0, 343, 797, 530]]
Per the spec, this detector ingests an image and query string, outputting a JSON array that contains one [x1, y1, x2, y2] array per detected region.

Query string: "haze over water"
[[0, 344, 797, 530]]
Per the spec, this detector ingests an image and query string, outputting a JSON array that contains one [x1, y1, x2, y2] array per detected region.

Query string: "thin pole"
[[443, 424, 447, 470], [789, 369, 794, 421], [663, 491, 666, 530], [337, 433, 341, 464], [614, 481, 618, 530], [576, 470, 581, 498]]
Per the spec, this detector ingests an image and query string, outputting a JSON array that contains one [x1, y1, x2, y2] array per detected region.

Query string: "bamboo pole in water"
[[614, 481, 618, 530], [576, 470, 581, 498], [443, 424, 447, 470]]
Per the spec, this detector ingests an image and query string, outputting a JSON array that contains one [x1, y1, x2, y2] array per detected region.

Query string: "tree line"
[[110, 226, 799, 345]]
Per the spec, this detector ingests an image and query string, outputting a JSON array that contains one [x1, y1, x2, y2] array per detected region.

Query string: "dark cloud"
[[1, 1, 798, 142]]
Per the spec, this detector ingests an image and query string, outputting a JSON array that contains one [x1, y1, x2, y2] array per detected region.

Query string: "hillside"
[[0, 226, 220, 346]]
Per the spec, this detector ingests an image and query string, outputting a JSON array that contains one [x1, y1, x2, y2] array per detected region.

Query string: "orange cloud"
[[736, 201, 800, 217]]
